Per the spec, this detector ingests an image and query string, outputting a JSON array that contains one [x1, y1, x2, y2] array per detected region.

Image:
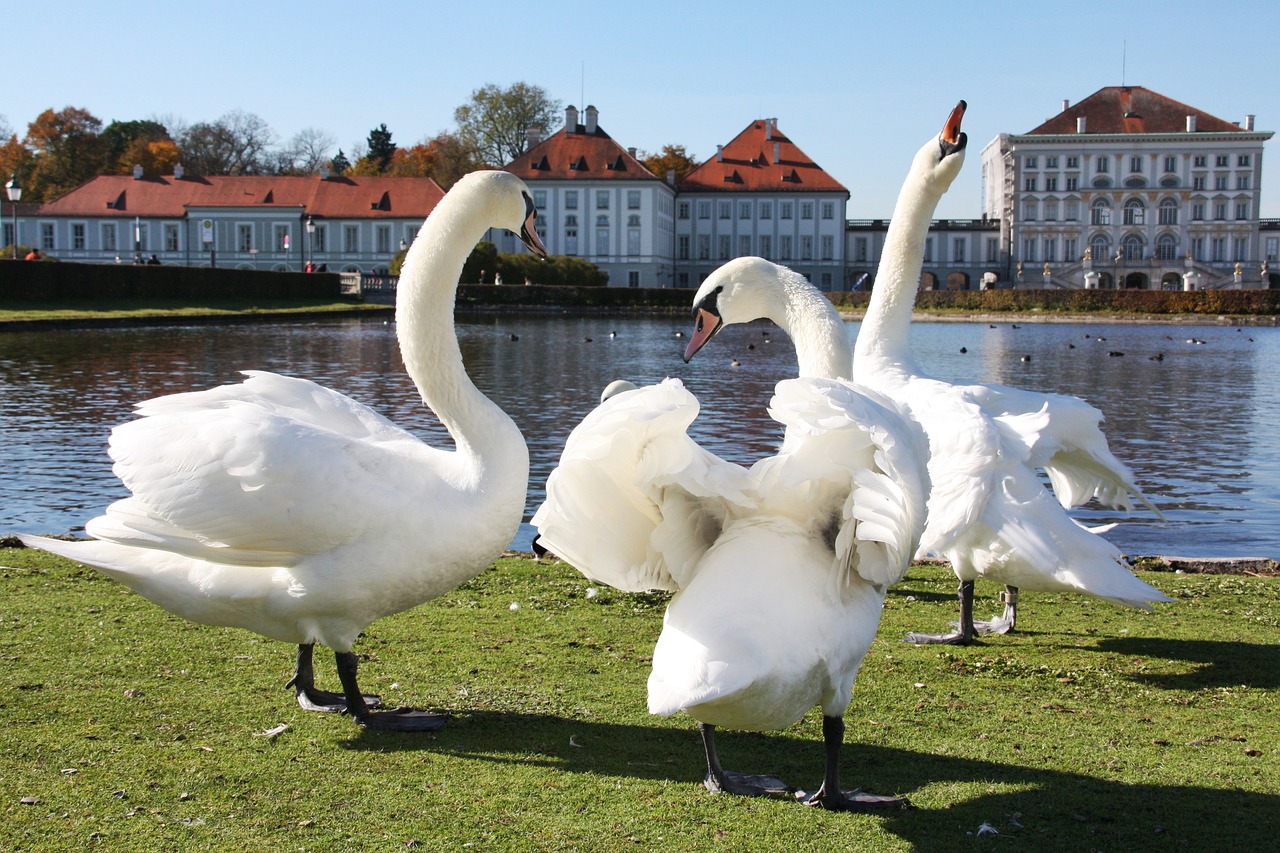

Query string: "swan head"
[[683, 257, 796, 362], [908, 99, 967, 195], [453, 170, 549, 259]]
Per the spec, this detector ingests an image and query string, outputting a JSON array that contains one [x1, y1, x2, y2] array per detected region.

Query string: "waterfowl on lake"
[[22, 170, 548, 729]]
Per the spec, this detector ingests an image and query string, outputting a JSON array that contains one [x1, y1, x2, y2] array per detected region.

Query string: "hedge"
[[827, 288, 1280, 316], [0, 259, 342, 301]]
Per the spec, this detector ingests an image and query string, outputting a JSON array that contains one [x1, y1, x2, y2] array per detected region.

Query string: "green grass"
[[2, 546, 1276, 851], [0, 299, 388, 324]]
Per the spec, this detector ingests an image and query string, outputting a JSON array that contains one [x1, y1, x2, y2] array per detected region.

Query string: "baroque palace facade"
[[10, 88, 1277, 290]]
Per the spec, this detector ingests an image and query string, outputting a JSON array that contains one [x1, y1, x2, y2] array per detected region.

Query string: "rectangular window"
[[717, 235, 730, 259], [628, 270, 640, 287], [1066, 156, 1079, 168], [697, 235, 710, 260], [718, 201, 730, 219], [1024, 156, 1038, 168], [533, 190, 546, 209], [1267, 237, 1278, 261], [779, 235, 792, 259], [952, 237, 965, 262], [923, 238, 933, 263], [274, 224, 289, 252], [1236, 202, 1250, 220], [1044, 200, 1058, 221], [677, 234, 690, 260], [821, 201, 834, 220], [72, 223, 85, 250], [1193, 176, 1206, 190], [1216, 155, 1229, 167], [800, 235, 813, 260], [1096, 156, 1109, 174], [1065, 199, 1079, 220], [800, 202, 814, 220], [164, 224, 179, 252], [1163, 155, 1177, 173], [627, 229, 640, 256], [697, 201, 710, 219], [627, 190, 640, 210], [373, 225, 389, 254], [596, 228, 609, 255], [781, 202, 793, 219], [1192, 203, 1205, 221], [237, 224, 252, 252], [135, 222, 148, 251], [821, 234, 833, 260], [986, 237, 999, 262], [1024, 177, 1037, 192], [760, 235, 771, 258], [1023, 201, 1037, 221], [344, 224, 358, 253], [1194, 155, 1207, 168], [1192, 236, 1205, 260], [102, 222, 117, 252], [1044, 237, 1057, 262], [1237, 175, 1251, 190], [677, 201, 689, 220], [855, 237, 868, 262], [1159, 204, 1178, 225], [1022, 238, 1036, 263], [596, 190, 609, 210], [314, 225, 326, 253], [1066, 176, 1078, 191], [1044, 177, 1058, 192], [1215, 175, 1228, 190], [41, 222, 55, 251], [1211, 237, 1225, 261], [738, 235, 751, 256], [1214, 202, 1227, 220], [738, 201, 750, 219], [1234, 237, 1248, 261], [1065, 238, 1077, 261], [760, 202, 772, 219], [1046, 156, 1058, 168], [1129, 155, 1143, 173], [565, 191, 578, 210]]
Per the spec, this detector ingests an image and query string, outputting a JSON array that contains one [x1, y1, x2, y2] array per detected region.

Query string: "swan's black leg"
[[287, 643, 382, 712], [334, 651, 446, 732], [699, 723, 794, 799], [905, 579, 978, 645], [974, 585, 1018, 635], [800, 716, 910, 811]]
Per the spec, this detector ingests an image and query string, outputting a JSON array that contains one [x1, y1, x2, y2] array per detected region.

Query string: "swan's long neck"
[[773, 275, 852, 381], [395, 192, 527, 478], [855, 161, 942, 371]]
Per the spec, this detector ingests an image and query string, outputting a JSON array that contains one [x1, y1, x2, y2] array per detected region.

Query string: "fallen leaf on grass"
[[254, 723, 289, 740]]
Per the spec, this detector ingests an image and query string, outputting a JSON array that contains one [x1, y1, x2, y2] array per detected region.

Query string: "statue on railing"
[[1083, 247, 1092, 262], [1043, 262, 1051, 277]]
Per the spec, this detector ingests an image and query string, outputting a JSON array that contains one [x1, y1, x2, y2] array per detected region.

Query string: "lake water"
[[3, 313, 1278, 559]]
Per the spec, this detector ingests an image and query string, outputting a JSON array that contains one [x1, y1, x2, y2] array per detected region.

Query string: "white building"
[[501, 105, 676, 288], [982, 86, 1275, 289]]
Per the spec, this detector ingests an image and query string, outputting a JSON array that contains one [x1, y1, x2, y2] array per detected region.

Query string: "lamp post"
[[5, 174, 21, 257], [305, 215, 315, 271]]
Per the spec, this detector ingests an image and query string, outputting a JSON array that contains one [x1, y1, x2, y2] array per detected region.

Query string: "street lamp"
[[5, 173, 21, 257], [305, 215, 316, 271]]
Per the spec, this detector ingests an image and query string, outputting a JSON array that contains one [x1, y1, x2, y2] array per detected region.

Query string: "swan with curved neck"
[[536, 259, 925, 810], [850, 101, 1168, 643], [22, 169, 547, 729]]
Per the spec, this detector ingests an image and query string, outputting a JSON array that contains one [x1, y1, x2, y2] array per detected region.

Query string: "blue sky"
[[9, 0, 1279, 218]]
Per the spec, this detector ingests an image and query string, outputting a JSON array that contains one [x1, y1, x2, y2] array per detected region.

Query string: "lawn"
[[0, 298, 387, 325], [1, 545, 1276, 851]]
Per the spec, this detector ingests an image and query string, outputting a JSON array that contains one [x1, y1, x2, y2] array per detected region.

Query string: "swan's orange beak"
[[942, 100, 967, 146], [683, 307, 723, 362]]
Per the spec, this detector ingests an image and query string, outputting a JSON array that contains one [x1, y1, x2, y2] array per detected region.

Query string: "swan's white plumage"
[[851, 102, 1168, 614], [22, 169, 538, 654], [534, 258, 926, 738]]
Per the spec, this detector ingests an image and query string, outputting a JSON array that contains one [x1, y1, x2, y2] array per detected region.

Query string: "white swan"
[[21, 169, 548, 729], [533, 263, 926, 810], [851, 100, 1169, 643]]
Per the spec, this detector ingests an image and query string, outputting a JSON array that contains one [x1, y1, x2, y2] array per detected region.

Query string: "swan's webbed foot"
[[288, 643, 383, 713], [353, 707, 448, 732], [704, 769, 796, 799], [698, 722, 796, 800], [799, 785, 911, 811], [334, 650, 444, 733], [973, 586, 1018, 635], [904, 579, 978, 645]]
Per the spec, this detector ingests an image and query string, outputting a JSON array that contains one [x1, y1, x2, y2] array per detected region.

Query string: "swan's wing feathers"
[[103, 381, 435, 562], [767, 378, 926, 589], [533, 379, 750, 592]]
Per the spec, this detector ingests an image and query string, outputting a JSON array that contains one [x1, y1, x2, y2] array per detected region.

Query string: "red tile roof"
[[37, 174, 445, 219], [1028, 86, 1249, 135], [678, 119, 847, 194], [505, 121, 659, 182]]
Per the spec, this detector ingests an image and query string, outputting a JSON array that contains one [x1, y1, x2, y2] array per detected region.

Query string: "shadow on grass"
[[1092, 636, 1280, 690], [343, 711, 1277, 849]]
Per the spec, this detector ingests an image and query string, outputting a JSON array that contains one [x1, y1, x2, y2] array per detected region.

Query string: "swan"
[[851, 100, 1169, 643], [21, 169, 548, 729], [533, 262, 926, 810]]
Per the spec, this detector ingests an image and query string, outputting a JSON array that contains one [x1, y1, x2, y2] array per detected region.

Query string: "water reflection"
[[2, 315, 1277, 559]]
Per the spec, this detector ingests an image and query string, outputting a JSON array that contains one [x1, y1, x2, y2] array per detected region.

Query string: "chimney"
[[565, 105, 578, 134], [524, 126, 543, 150], [764, 119, 773, 140], [1076, 116, 1087, 134], [584, 104, 598, 134], [1245, 114, 1256, 131], [1186, 115, 1196, 132], [716, 144, 724, 162], [667, 169, 676, 186], [320, 166, 330, 180], [1062, 99, 1070, 112], [627, 147, 637, 158], [173, 163, 184, 180], [132, 164, 144, 180]]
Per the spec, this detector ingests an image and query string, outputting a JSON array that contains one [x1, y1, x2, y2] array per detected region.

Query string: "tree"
[[386, 132, 483, 189], [454, 82, 563, 167], [179, 110, 276, 176], [640, 144, 699, 183], [23, 107, 108, 202], [273, 127, 337, 175], [330, 149, 351, 176], [100, 119, 170, 170], [362, 123, 396, 173], [118, 138, 182, 177]]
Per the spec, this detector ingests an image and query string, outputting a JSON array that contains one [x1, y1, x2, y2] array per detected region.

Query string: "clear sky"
[[8, 0, 1279, 218]]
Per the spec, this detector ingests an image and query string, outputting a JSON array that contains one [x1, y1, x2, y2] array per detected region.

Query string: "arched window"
[[1090, 233, 1111, 260], [1122, 234, 1145, 261], [1156, 234, 1180, 261], [1159, 198, 1179, 225], [1123, 198, 1146, 225], [1091, 198, 1112, 225]]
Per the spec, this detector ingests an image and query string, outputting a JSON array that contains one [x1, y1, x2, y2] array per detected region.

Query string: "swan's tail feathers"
[[1042, 448, 1166, 522]]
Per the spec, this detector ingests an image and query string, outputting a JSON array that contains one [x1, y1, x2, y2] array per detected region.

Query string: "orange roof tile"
[[678, 119, 847, 194], [38, 174, 445, 219], [506, 121, 659, 182], [1028, 86, 1249, 135]]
